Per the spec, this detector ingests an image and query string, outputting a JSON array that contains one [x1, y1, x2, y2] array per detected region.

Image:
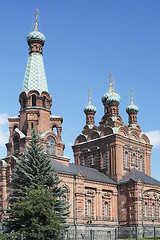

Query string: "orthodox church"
[[1, 13, 160, 239]]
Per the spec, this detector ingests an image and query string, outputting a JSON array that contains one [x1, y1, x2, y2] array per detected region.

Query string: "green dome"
[[126, 103, 139, 114], [27, 30, 45, 44], [84, 103, 97, 113], [102, 89, 121, 105]]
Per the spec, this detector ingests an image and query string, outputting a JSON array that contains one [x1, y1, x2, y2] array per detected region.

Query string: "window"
[[103, 152, 107, 168], [87, 200, 91, 216], [144, 203, 147, 217], [13, 136, 20, 154], [93, 154, 97, 165], [132, 154, 135, 165], [140, 156, 143, 171], [32, 94, 36, 106], [31, 123, 34, 129], [152, 203, 155, 218], [46, 136, 55, 155], [42, 96, 46, 108], [84, 156, 88, 167], [104, 202, 108, 217], [124, 152, 128, 168]]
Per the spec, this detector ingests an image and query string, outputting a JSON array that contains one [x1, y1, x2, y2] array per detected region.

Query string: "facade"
[[0, 16, 160, 239]]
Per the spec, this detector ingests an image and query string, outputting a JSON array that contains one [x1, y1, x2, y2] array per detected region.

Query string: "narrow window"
[[140, 156, 143, 171], [32, 94, 36, 107], [46, 136, 55, 155], [84, 156, 88, 167], [124, 152, 128, 168], [132, 154, 135, 165], [104, 202, 108, 217], [103, 152, 107, 168], [152, 203, 155, 218], [93, 154, 97, 165], [87, 200, 91, 216], [13, 136, 20, 154], [31, 123, 34, 129], [42, 96, 46, 108]]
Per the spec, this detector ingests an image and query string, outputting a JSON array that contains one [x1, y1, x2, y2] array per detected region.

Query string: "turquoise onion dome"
[[84, 89, 97, 114], [126, 102, 139, 114], [102, 88, 121, 105], [27, 30, 45, 45], [84, 102, 97, 114]]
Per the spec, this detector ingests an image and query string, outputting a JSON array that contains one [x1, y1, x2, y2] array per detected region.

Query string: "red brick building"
[[0, 17, 160, 239]]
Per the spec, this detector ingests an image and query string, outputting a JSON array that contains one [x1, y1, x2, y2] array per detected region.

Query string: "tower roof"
[[126, 88, 139, 114], [22, 53, 48, 94], [22, 10, 48, 94]]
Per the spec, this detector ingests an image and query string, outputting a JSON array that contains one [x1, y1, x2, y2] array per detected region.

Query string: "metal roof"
[[50, 159, 117, 185], [22, 53, 48, 94], [119, 168, 160, 186]]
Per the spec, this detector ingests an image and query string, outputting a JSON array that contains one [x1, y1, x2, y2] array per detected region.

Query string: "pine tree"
[[3, 129, 69, 233]]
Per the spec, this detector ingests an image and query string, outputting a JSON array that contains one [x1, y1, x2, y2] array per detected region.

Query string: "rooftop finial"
[[34, 9, 40, 31], [88, 88, 92, 104], [108, 72, 113, 90], [130, 88, 134, 104]]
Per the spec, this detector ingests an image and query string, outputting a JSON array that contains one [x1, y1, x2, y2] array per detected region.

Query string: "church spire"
[[22, 10, 48, 94]]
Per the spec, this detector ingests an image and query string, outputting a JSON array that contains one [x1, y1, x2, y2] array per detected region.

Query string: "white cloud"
[[0, 113, 9, 125], [145, 130, 160, 148], [0, 113, 9, 147]]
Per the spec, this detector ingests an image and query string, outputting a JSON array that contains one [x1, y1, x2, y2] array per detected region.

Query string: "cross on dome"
[[34, 9, 40, 31]]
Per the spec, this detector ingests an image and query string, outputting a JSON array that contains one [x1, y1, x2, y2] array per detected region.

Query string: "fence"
[[1, 226, 160, 240]]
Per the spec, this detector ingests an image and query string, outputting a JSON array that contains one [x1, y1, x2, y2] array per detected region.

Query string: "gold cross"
[[34, 9, 40, 30], [108, 72, 113, 86], [130, 88, 134, 104], [88, 88, 92, 104]]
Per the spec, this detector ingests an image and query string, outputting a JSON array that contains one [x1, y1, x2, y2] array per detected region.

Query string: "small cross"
[[34, 9, 40, 24], [88, 88, 92, 103], [130, 88, 134, 104], [111, 77, 115, 90], [130, 88, 134, 98], [108, 72, 113, 85]]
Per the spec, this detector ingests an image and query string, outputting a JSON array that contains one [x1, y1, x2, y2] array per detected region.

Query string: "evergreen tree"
[[9, 186, 62, 240], [3, 129, 69, 232]]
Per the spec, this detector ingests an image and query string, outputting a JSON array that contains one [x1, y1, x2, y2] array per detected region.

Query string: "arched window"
[[152, 203, 155, 218], [32, 94, 36, 106], [13, 136, 20, 154], [140, 156, 143, 171], [87, 200, 91, 216], [104, 202, 108, 217], [144, 203, 147, 217], [42, 96, 46, 108], [46, 136, 55, 155], [103, 152, 107, 168], [84, 156, 88, 167], [124, 152, 128, 168], [31, 123, 34, 129], [93, 154, 97, 165], [132, 154, 135, 165]]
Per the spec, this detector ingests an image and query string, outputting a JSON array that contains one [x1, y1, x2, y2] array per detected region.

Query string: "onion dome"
[[126, 89, 139, 114], [27, 9, 45, 46], [102, 72, 121, 105], [126, 102, 139, 114], [27, 30, 45, 45], [84, 102, 97, 113], [84, 88, 97, 113], [102, 89, 121, 105]]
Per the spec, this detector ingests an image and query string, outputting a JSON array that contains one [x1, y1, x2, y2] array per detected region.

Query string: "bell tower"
[[6, 10, 69, 165]]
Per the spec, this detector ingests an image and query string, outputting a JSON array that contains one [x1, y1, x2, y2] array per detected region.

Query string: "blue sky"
[[0, 0, 160, 179]]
